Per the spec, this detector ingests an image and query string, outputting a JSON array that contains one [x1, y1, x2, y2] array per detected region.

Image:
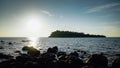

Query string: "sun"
[[26, 16, 42, 37], [27, 18, 40, 31]]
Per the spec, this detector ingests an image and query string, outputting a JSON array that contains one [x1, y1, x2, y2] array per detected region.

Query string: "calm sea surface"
[[0, 37, 120, 65]]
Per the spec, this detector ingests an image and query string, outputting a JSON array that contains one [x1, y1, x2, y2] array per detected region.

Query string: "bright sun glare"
[[26, 16, 42, 37]]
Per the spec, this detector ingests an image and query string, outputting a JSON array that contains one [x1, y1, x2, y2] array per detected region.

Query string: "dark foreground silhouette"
[[49, 30, 106, 38], [0, 46, 119, 68]]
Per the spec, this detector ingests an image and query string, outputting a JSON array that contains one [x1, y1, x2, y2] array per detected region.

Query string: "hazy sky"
[[0, 0, 120, 37]]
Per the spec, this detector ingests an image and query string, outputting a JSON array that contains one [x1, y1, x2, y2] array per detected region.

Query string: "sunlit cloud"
[[86, 3, 120, 13], [41, 10, 53, 16]]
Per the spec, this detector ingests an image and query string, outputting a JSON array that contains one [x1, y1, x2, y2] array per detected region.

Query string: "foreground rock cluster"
[[0, 46, 120, 68]]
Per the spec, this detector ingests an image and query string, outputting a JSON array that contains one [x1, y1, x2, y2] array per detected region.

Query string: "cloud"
[[86, 3, 120, 13], [41, 10, 53, 16]]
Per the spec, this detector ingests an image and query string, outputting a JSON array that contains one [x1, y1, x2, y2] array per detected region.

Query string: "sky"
[[0, 0, 120, 37]]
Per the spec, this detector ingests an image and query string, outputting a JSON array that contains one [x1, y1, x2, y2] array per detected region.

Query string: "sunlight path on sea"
[[27, 37, 40, 49]]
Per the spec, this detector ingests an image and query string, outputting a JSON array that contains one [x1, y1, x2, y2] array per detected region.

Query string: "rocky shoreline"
[[0, 46, 120, 68]]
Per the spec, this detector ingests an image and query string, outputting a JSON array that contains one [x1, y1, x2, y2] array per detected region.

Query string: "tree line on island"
[[49, 30, 106, 37]]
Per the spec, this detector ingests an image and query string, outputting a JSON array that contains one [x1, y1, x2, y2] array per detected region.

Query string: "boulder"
[[69, 51, 79, 57], [47, 46, 58, 54], [112, 57, 120, 68], [22, 46, 40, 56], [86, 54, 108, 68], [0, 46, 4, 49], [0, 53, 13, 59]]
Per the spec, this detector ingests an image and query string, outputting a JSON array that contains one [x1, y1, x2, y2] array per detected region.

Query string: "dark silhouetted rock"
[[115, 54, 120, 57], [21, 40, 30, 42], [112, 57, 120, 68], [14, 50, 21, 55], [0, 46, 4, 49], [0, 59, 15, 68], [22, 46, 30, 51], [22, 46, 40, 56], [8, 42, 13, 45], [69, 51, 79, 57], [0, 53, 13, 59], [86, 54, 108, 68], [47, 46, 58, 54], [27, 48, 40, 56], [57, 52, 66, 57], [66, 52, 83, 68], [0, 40, 5, 44]]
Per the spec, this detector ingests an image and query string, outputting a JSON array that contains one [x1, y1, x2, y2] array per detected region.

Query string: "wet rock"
[[21, 40, 30, 42], [115, 54, 120, 57], [86, 54, 108, 68], [69, 51, 79, 57], [24, 61, 38, 68], [27, 48, 40, 56], [57, 52, 66, 57], [67, 47, 70, 49], [47, 46, 58, 54], [66, 53, 83, 68], [81, 50, 87, 55], [112, 57, 120, 68], [41, 52, 57, 62], [22, 46, 30, 51], [57, 52, 67, 61], [0, 46, 4, 49], [14, 50, 21, 54], [0, 53, 13, 59], [16, 54, 32, 62], [0, 59, 15, 68], [0, 40, 5, 44], [22, 46, 40, 56], [8, 42, 13, 45]]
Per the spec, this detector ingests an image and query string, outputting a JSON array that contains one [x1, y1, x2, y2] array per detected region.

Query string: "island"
[[49, 30, 106, 38]]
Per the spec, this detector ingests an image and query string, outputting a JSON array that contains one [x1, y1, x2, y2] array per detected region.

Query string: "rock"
[[0, 40, 5, 44], [22, 46, 30, 51], [47, 48, 53, 53], [22, 46, 40, 56], [86, 54, 108, 68], [57, 52, 67, 61], [57, 52, 66, 57], [115, 54, 120, 57], [27, 48, 40, 56], [41, 52, 57, 61], [0, 59, 15, 68], [66, 53, 83, 68], [8, 42, 12, 45], [14, 50, 21, 54], [0, 46, 4, 49], [112, 57, 120, 68], [81, 50, 87, 54], [0, 53, 13, 59], [47, 46, 58, 54], [69, 51, 79, 57], [21, 40, 30, 42], [16, 54, 32, 62], [53, 46, 58, 53]]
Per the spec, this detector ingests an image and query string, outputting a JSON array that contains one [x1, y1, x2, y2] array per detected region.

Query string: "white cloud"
[[41, 10, 53, 16], [86, 3, 120, 13]]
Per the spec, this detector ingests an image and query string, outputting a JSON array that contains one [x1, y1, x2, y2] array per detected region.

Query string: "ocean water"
[[0, 37, 120, 65]]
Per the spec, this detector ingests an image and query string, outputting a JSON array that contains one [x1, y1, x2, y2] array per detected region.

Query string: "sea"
[[0, 37, 120, 65]]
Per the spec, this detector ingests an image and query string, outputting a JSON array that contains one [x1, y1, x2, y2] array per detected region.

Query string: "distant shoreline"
[[49, 30, 106, 38], [1, 37, 120, 38]]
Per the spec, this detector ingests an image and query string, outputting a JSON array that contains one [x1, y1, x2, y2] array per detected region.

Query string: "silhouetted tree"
[[49, 30, 106, 38]]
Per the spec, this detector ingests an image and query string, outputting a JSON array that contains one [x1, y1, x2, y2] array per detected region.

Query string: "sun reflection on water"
[[27, 37, 39, 49]]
